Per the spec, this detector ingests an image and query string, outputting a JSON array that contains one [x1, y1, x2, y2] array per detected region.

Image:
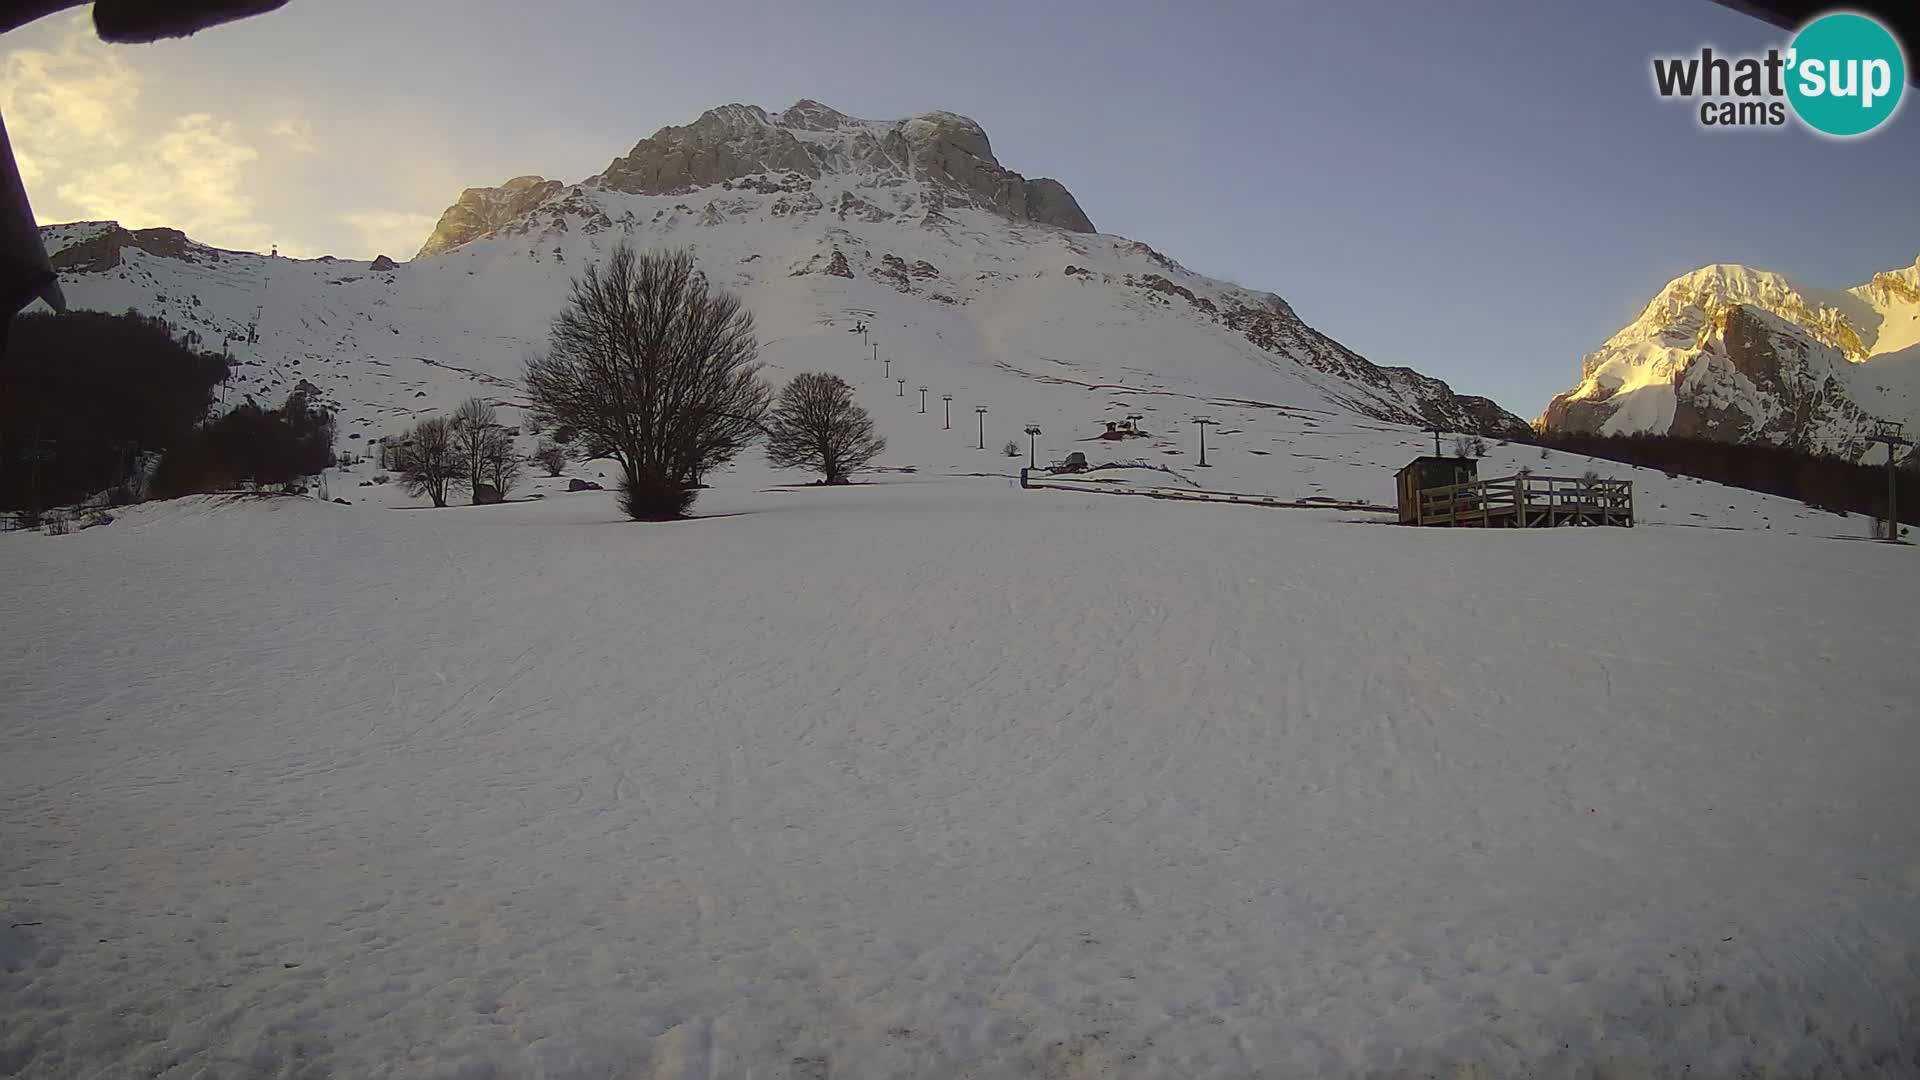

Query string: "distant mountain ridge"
[[1540, 256, 1920, 460]]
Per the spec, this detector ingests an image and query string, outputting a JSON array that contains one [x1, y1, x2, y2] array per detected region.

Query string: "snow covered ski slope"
[[39, 215, 1881, 536], [4, 479, 1918, 1078]]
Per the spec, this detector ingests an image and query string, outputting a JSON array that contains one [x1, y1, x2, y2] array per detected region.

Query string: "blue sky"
[[2, 0, 1914, 415]]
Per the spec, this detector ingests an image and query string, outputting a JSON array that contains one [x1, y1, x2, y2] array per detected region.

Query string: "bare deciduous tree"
[[450, 396, 498, 504], [480, 427, 522, 500], [535, 437, 568, 477], [394, 416, 460, 507], [524, 244, 770, 519], [764, 372, 885, 484]]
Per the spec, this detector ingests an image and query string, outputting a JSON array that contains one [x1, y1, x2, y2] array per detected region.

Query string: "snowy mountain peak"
[[1854, 257, 1920, 314], [773, 98, 855, 131], [415, 100, 1095, 252], [1541, 254, 1920, 457], [1624, 263, 1870, 361]]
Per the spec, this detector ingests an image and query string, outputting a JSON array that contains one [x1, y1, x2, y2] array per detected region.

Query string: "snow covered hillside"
[[37, 100, 1545, 511], [1541, 257, 1920, 460], [38, 213, 1878, 533], [4, 480, 1917, 1077]]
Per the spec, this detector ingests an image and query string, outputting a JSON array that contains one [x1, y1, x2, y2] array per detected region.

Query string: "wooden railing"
[[1417, 473, 1633, 527]]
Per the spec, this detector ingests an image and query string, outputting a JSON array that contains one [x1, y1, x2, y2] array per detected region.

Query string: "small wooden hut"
[[1395, 457, 1478, 524]]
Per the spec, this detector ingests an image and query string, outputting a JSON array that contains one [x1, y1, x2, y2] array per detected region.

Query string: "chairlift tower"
[[1865, 420, 1911, 542]]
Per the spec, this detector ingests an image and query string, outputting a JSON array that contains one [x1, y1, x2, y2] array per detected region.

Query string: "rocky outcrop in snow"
[[418, 102, 1096, 256], [595, 105, 818, 197], [572, 101, 1094, 234], [416, 176, 565, 259], [48, 224, 216, 272]]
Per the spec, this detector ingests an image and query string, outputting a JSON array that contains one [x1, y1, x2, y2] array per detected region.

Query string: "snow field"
[[3, 480, 1917, 1077]]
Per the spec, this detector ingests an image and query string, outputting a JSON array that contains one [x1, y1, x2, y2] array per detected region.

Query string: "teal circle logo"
[[1787, 13, 1905, 137]]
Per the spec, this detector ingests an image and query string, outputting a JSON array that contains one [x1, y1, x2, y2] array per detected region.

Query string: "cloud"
[[54, 113, 277, 250], [0, 17, 287, 253], [268, 117, 316, 153], [341, 210, 441, 259], [0, 19, 137, 188], [0, 16, 605, 261], [0, 25, 135, 152]]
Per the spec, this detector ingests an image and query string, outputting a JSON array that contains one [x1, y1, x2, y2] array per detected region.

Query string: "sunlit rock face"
[[1540, 257, 1920, 460], [417, 176, 565, 259]]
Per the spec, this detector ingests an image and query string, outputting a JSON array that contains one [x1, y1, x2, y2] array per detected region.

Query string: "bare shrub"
[[1450, 434, 1489, 458], [394, 416, 461, 507]]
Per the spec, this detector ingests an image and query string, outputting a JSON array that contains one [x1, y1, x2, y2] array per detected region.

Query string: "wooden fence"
[[1415, 474, 1633, 528]]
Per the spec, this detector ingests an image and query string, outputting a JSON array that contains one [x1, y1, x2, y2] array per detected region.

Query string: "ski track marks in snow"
[[1, 481, 1918, 1078]]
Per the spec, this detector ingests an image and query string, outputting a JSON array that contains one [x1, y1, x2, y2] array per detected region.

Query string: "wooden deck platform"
[[1414, 473, 1633, 528]]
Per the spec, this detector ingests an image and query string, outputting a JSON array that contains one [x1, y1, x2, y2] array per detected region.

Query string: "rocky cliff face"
[[1540, 258, 1920, 460], [416, 176, 566, 259], [422, 101, 1095, 252], [588, 101, 1095, 233]]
